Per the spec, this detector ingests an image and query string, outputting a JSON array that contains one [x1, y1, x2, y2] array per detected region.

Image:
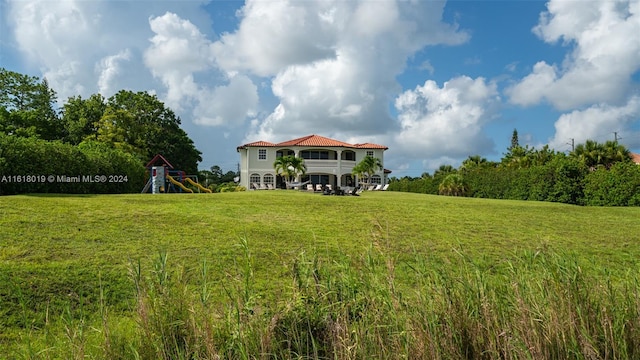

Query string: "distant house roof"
[[237, 134, 388, 151], [631, 153, 640, 164]]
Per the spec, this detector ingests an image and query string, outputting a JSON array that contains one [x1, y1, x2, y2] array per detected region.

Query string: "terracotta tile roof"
[[237, 140, 276, 150], [237, 134, 388, 150], [354, 142, 389, 149], [631, 153, 640, 164], [277, 134, 354, 147]]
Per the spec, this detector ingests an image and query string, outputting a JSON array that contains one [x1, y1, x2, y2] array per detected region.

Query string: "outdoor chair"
[[307, 184, 314, 191]]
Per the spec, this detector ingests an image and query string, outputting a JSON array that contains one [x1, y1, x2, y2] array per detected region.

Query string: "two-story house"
[[237, 134, 389, 189]]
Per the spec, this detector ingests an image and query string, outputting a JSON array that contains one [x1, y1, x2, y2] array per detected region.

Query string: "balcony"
[[304, 159, 356, 173]]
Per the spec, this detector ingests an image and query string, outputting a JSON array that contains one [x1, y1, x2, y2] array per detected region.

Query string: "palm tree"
[[438, 173, 469, 197], [434, 164, 456, 178], [572, 140, 602, 169], [461, 155, 488, 171], [570, 140, 627, 169], [602, 140, 631, 168], [273, 155, 307, 185], [353, 155, 383, 186]]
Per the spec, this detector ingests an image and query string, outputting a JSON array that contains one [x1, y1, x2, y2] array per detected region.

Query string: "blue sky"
[[1, 0, 639, 177]]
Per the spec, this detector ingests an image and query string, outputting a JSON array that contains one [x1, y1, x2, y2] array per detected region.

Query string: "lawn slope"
[[1, 191, 639, 358]]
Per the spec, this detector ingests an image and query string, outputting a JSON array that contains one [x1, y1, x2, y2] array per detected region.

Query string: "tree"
[[571, 140, 630, 170], [61, 94, 106, 144], [502, 144, 534, 168], [510, 128, 519, 150], [92, 90, 202, 173], [434, 164, 456, 177], [461, 155, 488, 171], [602, 140, 631, 168], [571, 140, 603, 169], [353, 155, 383, 186], [0, 68, 61, 140], [273, 155, 307, 185], [438, 173, 469, 197]]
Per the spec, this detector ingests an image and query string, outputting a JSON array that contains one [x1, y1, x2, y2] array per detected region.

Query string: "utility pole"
[[567, 138, 574, 152], [614, 132, 619, 143]]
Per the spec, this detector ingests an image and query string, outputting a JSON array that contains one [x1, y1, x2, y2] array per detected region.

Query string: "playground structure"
[[141, 154, 212, 193]]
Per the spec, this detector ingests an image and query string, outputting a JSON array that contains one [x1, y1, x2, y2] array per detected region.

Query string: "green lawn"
[[1, 191, 640, 358]]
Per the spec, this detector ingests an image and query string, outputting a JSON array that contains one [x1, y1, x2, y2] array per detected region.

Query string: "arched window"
[[263, 174, 274, 185], [250, 173, 261, 188]]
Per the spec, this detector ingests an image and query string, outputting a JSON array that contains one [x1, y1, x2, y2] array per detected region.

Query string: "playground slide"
[[185, 178, 212, 193], [166, 174, 194, 193]]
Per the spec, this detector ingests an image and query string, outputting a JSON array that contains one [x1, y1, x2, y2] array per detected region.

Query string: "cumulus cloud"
[[548, 96, 640, 150], [193, 75, 258, 127], [508, 0, 640, 110], [393, 76, 499, 160], [212, 0, 339, 77], [97, 49, 131, 95], [233, 0, 470, 143], [144, 12, 214, 110], [5, 0, 211, 101], [142, 12, 258, 126]]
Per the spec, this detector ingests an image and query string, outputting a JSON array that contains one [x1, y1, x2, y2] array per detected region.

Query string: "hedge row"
[[389, 158, 640, 206], [0, 134, 146, 195]]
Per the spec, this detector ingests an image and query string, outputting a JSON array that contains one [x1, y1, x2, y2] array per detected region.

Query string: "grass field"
[[1, 191, 640, 359]]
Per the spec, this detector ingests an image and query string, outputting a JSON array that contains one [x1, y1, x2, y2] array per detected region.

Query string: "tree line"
[[0, 68, 202, 195], [389, 130, 640, 206]]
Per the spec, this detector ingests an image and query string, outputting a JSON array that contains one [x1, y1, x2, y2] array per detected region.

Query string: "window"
[[366, 150, 374, 157], [263, 174, 274, 185], [250, 174, 261, 188], [300, 150, 332, 159], [276, 150, 294, 158], [371, 175, 382, 184], [258, 149, 267, 160], [307, 174, 329, 185], [343, 151, 355, 161]]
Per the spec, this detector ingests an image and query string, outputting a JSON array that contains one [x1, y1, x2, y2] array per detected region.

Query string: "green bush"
[[0, 134, 145, 195], [583, 162, 640, 206]]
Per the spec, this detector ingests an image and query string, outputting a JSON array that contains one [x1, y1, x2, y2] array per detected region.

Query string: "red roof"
[[237, 134, 388, 150], [145, 154, 174, 169], [631, 153, 640, 164]]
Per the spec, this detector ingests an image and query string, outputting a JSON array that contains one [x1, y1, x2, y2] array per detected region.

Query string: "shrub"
[[0, 134, 145, 195]]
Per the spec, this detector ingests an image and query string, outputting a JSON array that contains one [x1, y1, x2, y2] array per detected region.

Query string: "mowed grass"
[[1, 191, 640, 358]]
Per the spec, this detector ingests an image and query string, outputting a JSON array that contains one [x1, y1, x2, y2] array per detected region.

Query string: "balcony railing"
[[304, 159, 356, 173]]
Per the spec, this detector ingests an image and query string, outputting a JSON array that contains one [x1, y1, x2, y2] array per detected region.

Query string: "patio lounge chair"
[[307, 184, 314, 191], [315, 184, 323, 192], [382, 184, 389, 191]]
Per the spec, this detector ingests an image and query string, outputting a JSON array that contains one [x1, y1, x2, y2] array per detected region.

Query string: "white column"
[[337, 150, 342, 187]]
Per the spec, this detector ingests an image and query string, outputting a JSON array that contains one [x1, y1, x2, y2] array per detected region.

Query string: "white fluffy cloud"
[[97, 49, 132, 96], [394, 76, 499, 159], [548, 96, 640, 150], [232, 0, 470, 143], [193, 75, 258, 127], [508, 0, 640, 110], [143, 12, 258, 126]]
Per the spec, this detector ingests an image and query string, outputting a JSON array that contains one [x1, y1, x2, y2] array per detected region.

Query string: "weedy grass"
[[1, 191, 640, 359]]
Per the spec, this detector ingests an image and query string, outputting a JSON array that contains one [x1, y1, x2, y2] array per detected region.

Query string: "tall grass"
[[11, 238, 640, 360]]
